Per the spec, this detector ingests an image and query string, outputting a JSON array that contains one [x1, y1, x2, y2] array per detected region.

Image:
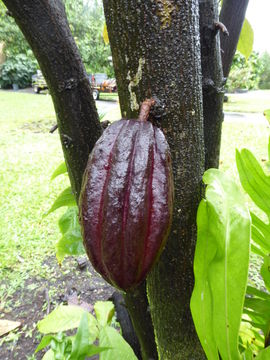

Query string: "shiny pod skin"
[[79, 118, 174, 291]]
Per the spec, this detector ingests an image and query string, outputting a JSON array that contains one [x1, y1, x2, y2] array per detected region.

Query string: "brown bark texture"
[[2, 0, 102, 201], [103, 0, 205, 358]]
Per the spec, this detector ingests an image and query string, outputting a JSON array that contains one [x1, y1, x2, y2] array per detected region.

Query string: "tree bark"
[[220, 0, 250, 78], [2, 0, 102, 200], [199, 0, 225, 169], [103, 1, 205, 358]]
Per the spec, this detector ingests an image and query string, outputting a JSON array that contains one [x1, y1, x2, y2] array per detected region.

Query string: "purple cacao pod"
[[79, 109, 173, 291]]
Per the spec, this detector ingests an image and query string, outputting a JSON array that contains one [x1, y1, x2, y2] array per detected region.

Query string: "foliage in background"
[[64, 0, 114, 76], [0, 1, 32, 58], [259, 52, 270, 90], [0, 54, 37, 88], [0, 0, 113, 78], [226, 51, 264, 92]]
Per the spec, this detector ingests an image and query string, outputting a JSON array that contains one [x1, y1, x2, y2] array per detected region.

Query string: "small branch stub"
[[214, 21, 229, 36], [138, 98, 156, 122]]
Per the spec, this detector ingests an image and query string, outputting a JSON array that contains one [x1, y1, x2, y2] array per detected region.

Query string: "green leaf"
[[37, 305, 98, 342], [237, 19, 254, 60], [56, 207, 84, 262], [251, 244, 267, 257], [56, 231, 85, 263], [261, 255, 270, 292], [94, 301, 115, 327], [242, 346, 254, 360], [243, 292, 270, 337], [246, 286, 270, 301], [42, 349, 54, 360], [58, 207, 79, 235], [51, 162, 67, 181], [35, 335, 55, 353], [264, 110, 270, 124], [236, 149, 270, 259], [99, 326, 137, 360], [45, 187, 76, 216], [256, 347, 270, 359], [191, 169, 251, 360], [239, 319, 264, 354], [69, 313, 90, 360], [86, 345, 110, 357], [236, 149, 270, 215], [251, 213, 270, 253]]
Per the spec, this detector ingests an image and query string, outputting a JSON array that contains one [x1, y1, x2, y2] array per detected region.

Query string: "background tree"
[[1, 0, 250, 358], [0, 0, 113, 88]]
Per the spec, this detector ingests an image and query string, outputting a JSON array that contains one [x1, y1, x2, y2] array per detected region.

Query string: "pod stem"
[[138, 98, 155, 122]]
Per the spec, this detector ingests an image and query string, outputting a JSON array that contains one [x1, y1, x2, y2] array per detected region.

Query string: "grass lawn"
[[224, 90, 270, 113], [0, 90, 269, 307]]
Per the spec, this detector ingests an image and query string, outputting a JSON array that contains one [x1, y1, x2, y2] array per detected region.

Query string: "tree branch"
[[220, 0, 250, 78], [2, 0, 102, 201], [199, 0, 225, 169]]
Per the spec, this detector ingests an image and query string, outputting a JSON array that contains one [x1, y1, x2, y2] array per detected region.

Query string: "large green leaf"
[[37, 305, 98, 342], [191, 169, 251, 360], [99, 326, 137, 360], [237, 19, 254, 60]]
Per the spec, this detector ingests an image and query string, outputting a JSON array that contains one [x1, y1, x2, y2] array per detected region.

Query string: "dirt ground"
[[0, 256, 114, 359]]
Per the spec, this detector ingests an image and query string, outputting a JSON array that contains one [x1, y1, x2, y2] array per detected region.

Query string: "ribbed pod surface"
[[79, 118, 173, 291]]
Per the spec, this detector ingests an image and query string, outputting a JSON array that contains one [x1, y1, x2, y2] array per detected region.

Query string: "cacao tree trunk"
[[103, 1, 205, 358], [2, 0, 102, 200]]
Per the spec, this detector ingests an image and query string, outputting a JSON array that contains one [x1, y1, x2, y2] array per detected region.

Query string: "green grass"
[[0, 90, 269, 303], [224, 90, 270, 113], [0, 92, 69, 304]]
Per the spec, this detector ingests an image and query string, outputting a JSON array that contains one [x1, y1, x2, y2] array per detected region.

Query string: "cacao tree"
[[1, 0, 250, 358]]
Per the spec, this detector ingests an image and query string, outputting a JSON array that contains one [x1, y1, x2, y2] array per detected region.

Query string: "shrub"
[[259, 52, 270, 89], [0, 53, 37, 89], [226, 51, 263, 92]]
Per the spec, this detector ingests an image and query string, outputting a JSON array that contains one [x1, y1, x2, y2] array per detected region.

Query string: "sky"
[[246, 0, 270, 53]]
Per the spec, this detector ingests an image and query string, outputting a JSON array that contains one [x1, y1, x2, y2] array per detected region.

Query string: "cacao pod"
[[79, 100, 174, 291]]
